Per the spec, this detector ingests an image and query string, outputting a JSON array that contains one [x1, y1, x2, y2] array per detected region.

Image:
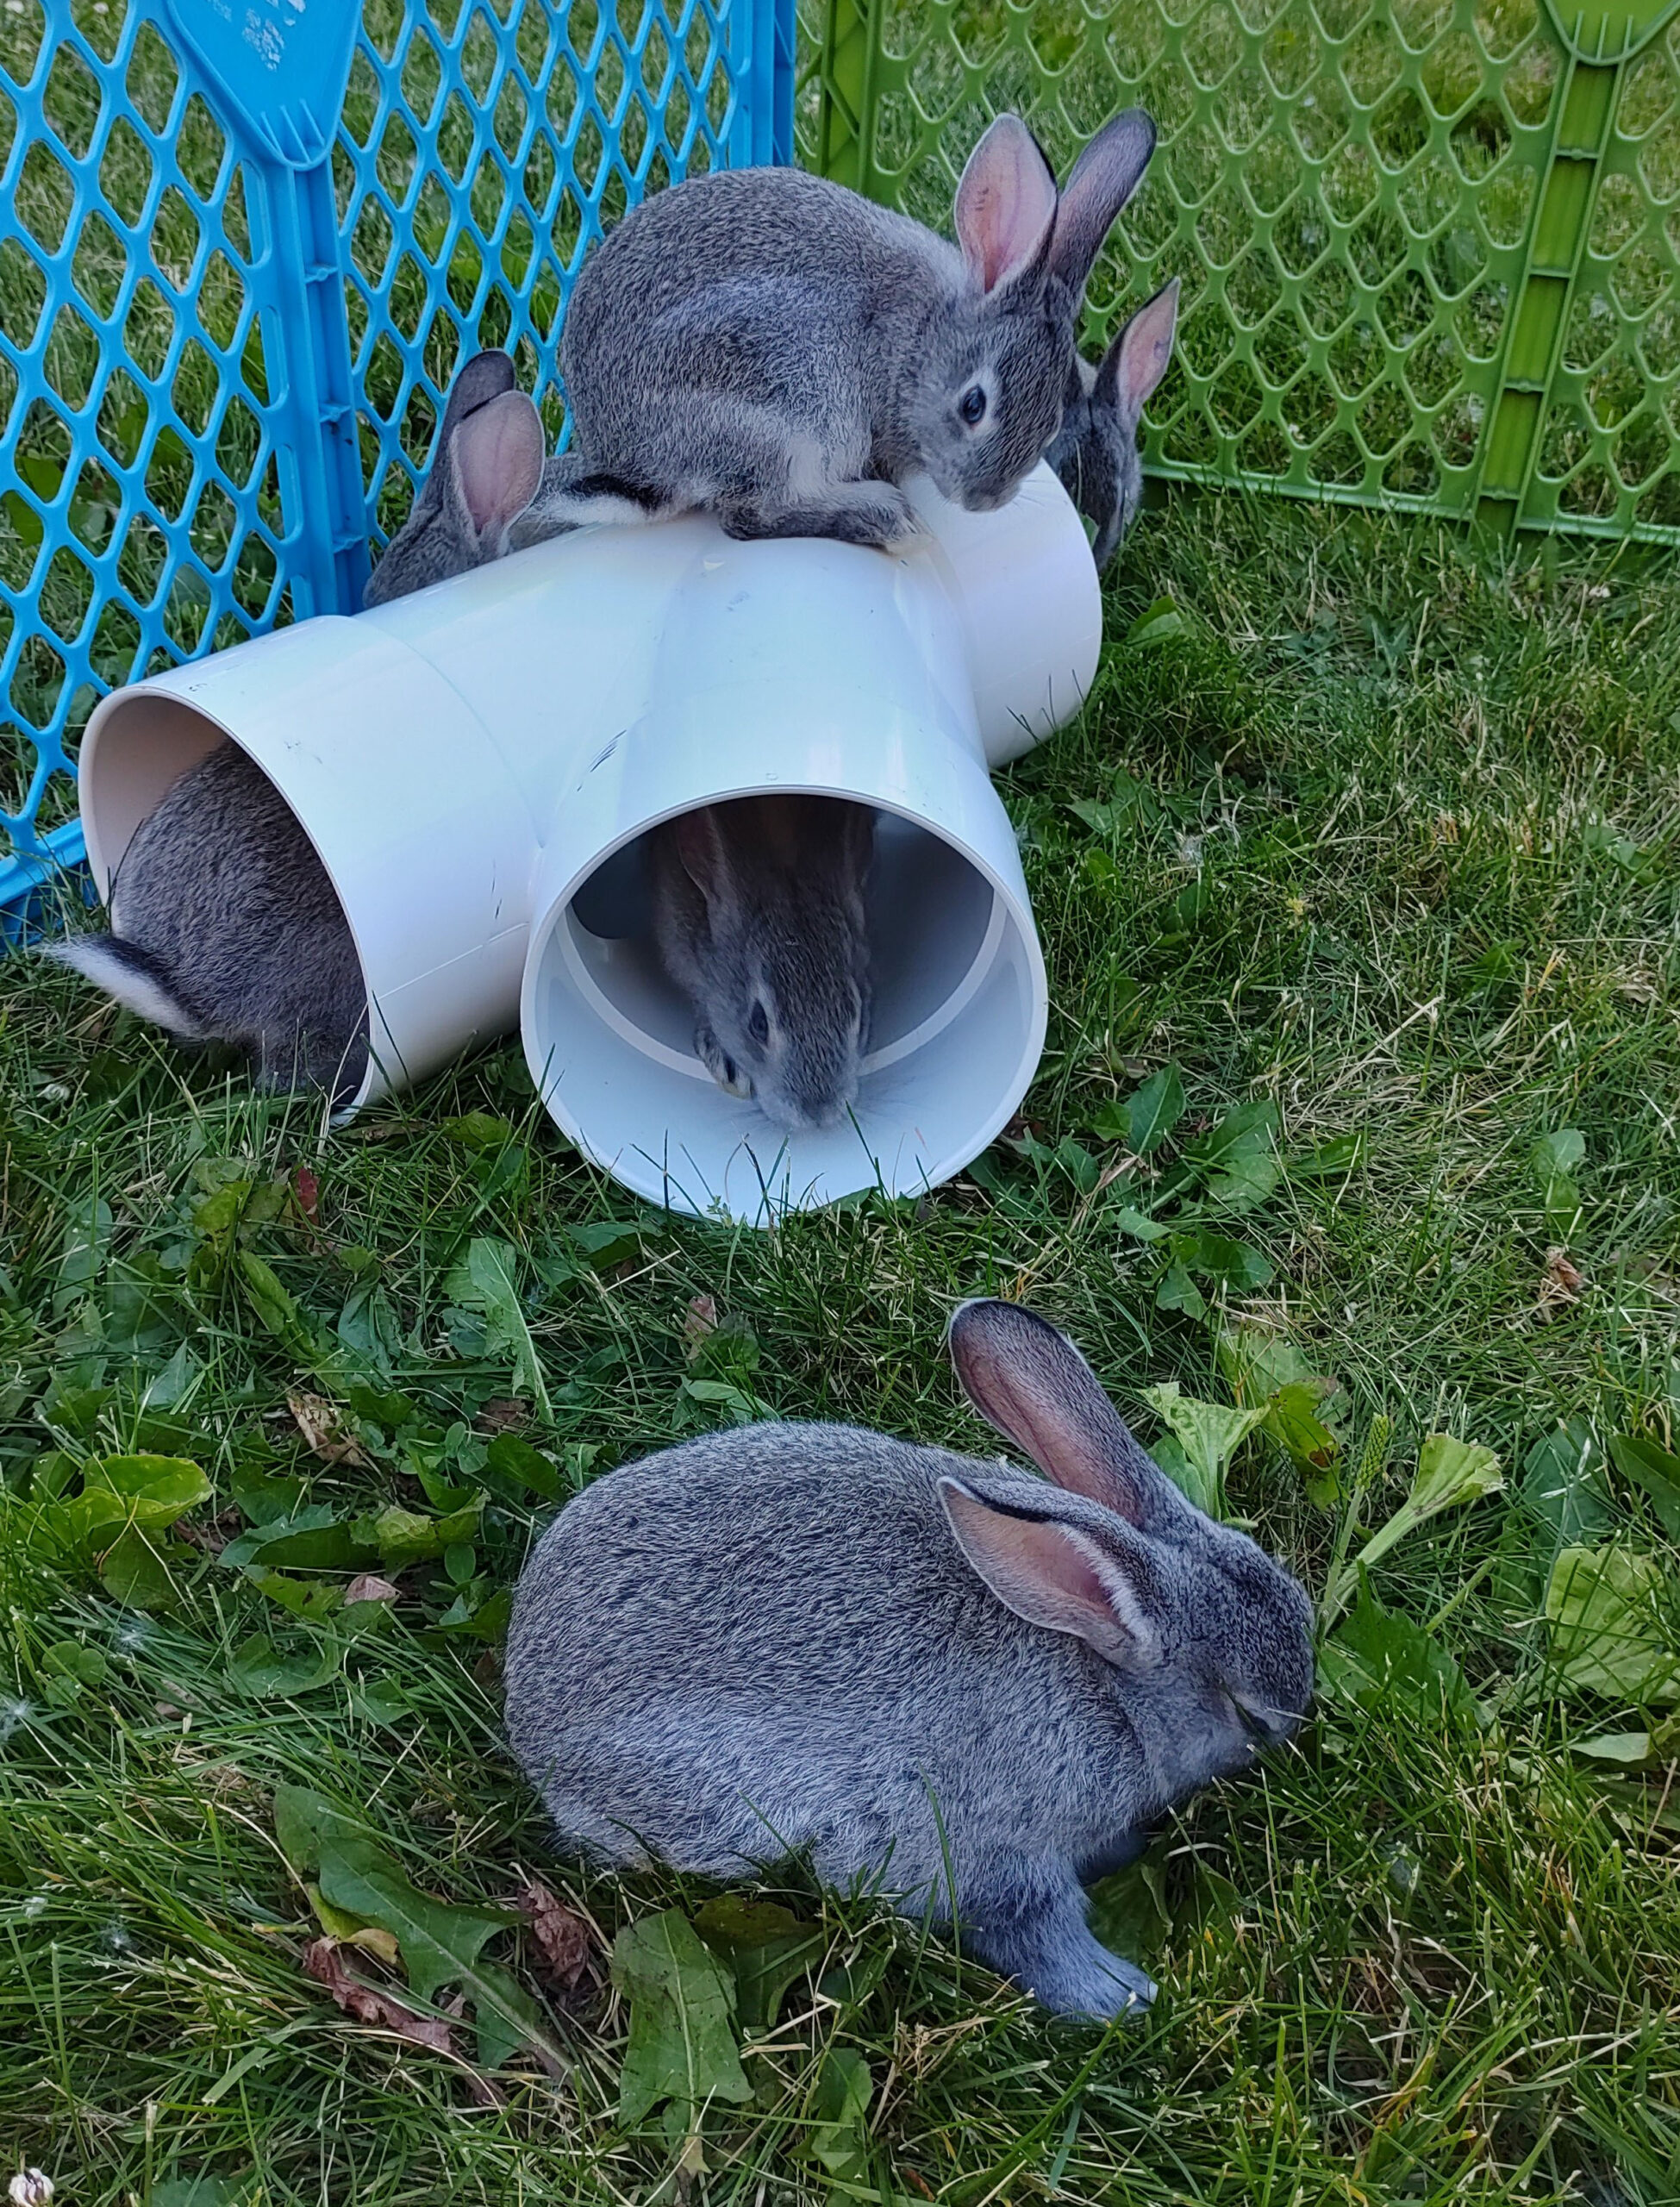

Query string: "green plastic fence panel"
[[802, 0, 1680, 542]]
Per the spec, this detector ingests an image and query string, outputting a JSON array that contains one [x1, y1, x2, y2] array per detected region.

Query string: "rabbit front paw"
[[696, 1022, 753, 1099], [720, 482, 915, 551]]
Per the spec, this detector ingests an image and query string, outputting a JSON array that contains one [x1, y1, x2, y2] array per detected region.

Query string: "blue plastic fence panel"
[[0, 0, 796, 928]]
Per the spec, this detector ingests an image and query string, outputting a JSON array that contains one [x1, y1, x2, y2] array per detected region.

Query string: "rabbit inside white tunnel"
[[39, 353, 546, 1109]]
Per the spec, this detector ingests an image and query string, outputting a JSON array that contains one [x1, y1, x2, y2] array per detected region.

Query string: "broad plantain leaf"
[[69, 1454, 210, 1539], [1545, 1546, 1680, 1704], [1140, 1383, 1266, 1520], [1609, 1435, 1680, 1543], [1087, 1846, 1173, 1966], [1520, 1420, 1613, 1565], [1531, 1129, 1585, 1244], [99, 1527, 183, 1612], [1409, 1434, 1504, 1518], [1154, 1263, 1207, 1321]]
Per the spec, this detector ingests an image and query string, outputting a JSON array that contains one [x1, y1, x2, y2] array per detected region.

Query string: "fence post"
[[161, 0, 368, 612], [1471, 0, 1680, 535], [812, 0, 884, 196], [259, 159, 372, 617]]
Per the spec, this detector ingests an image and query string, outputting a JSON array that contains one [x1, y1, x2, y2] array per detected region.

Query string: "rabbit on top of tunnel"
[[42, 354, 545, 1109], [510, 108, 1159, 553], [503, 1297, 1316, 2021]]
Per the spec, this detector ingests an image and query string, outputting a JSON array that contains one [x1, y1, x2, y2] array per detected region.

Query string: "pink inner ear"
[[1115, 282, 1179, 414], [940, 1479, 1145, 1666], [950, 1308, 1152, 1524], [955, 115, 1059, 293], [453, 392, 544, 538]]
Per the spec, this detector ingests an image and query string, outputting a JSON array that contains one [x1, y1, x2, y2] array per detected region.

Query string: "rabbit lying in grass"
[[44, 355, 544, 1108], [650, 796, 875, 1130], [505, 1297, 1315, 2020], [513, 109, 1157, 551], [1046, 277, 1180, 571]]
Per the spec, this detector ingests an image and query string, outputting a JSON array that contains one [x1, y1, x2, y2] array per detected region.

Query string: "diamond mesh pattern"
[[0, 0, 784, 901], [1532, 18, 1680, 532], [2, 1, 285, 872], [345, 0, 753, 544], [803, 0, 1680, 545]]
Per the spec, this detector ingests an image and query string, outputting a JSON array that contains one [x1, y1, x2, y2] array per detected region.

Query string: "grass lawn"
[[3, 489, 1678, 2204]]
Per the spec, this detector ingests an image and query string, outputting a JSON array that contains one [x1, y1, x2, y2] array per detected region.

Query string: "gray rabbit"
[[364, 348, 544, 607], [43, 354, 545, 1106], [649, 795, 874, 1130], [514, 109, 1157, 551], [1046, 278, 1180, 571], [505, 1297, 1315, 2020]]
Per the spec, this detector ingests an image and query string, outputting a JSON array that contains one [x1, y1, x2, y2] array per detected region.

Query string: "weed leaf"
[[1546, 1547, 1680, 1704], [1127, 1066, 1186, 1156], [1291, 1133, 1367, 1179], [1125, 595, 1183, 647], [444, 1240, 551, 1417], [1140, 1384, 1267, 1518], [612, 1908, 753, 2124], [803, 2047, 874, 2180], [303, 1935, 456, 2056], [1608, 1435, 1680, 1542], [694, 1897, 821, 2035], [315, 1839, 551, 2072], [228, 1634, 340, 1699]]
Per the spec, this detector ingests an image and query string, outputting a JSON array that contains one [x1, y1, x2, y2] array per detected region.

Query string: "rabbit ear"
[[439, 348, 517, 440], [672, 806, 737, 905], [939, 1475, 1159, 1668], [447, 390, 545, 545], [404, 352, 520, 534], [835, 799, 877, 877], [1047, 109, 1157, 295], [948, 1299, 1177, 1529], [1096, 278, 1179, 424], [955, 114, 1059, 294]]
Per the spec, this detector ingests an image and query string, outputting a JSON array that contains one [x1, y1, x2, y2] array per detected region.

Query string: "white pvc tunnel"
[[75, 466, 1102, 1223]]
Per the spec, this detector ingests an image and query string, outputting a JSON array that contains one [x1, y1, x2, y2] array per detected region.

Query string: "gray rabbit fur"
[[504, 1297, 1315, 2020], [43, 353, 544, 1106], [513, 109, 1157, 552], [1046, 277, 1179, 571], [649, 795, 874, 1130]]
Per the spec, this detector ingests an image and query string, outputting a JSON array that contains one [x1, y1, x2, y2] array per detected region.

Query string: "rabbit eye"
[[959, 385, 988, 427], [747, 1000, 771, 1047]]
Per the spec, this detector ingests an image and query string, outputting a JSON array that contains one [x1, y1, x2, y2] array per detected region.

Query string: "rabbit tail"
[[41, 935, 208, 1040]]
